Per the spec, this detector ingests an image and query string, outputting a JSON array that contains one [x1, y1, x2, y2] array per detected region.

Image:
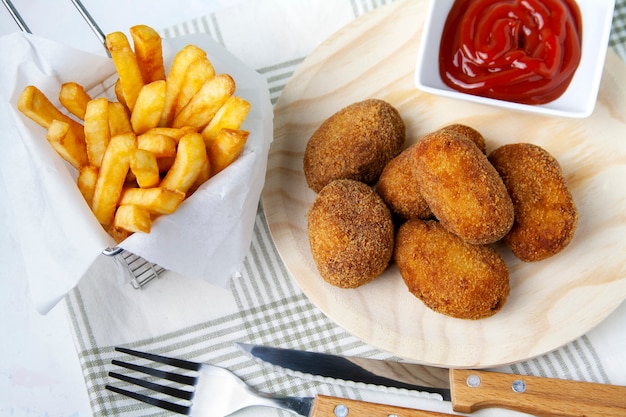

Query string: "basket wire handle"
[[1, 0, 31, 33], [3, 0, 163, 288], [3, 0, 110, 56]]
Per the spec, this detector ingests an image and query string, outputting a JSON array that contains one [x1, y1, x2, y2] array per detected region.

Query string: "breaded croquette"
[[376, 142, 433, 221], [488, 143, 578, 262], [414, 130, 514, 244], [307, 179, 394, 288], [394, 219, 510, 320], [376, 123, 484, 221], [438, 123, 487, 154], [303, 99, 405, 193]]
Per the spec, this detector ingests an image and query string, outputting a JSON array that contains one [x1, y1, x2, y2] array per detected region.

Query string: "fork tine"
[[112, 359, 197, 385], [109, 371, 194, 400], [105, 384, 191, 415], [115, 346, 202, 371]]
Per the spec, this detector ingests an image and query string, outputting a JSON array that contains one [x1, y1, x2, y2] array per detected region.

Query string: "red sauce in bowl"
[[439, 0, 583, 105]]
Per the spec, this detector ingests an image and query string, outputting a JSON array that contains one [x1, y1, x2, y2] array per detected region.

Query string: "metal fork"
[[106, 347, 314, 416]]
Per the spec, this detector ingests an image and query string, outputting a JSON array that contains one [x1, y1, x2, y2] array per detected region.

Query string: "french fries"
[[131, 80, 166, 134], [106, 31, 144, 111], [83, 97, 110, 167], [59, 82, 91, 120], [160, 132, 207, 194], [129, 24, 165, 83], [16, 24, 252, 241], [92, 133, 136, 226]]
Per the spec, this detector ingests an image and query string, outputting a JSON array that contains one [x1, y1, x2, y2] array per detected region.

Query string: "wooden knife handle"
[[311, 395, 455, 416], [450, 368, 626, 417]]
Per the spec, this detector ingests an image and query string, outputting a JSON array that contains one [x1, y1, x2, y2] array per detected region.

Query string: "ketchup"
[[439, 0, 583, 105]]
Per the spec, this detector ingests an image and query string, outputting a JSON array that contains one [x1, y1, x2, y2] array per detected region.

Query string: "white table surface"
[[0, 2, 246, 416]]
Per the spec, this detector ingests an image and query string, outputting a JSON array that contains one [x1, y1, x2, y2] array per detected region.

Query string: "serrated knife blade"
[[238, 343, 626, 417]]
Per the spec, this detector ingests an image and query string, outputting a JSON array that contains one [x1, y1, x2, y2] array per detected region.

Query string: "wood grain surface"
[[262, 0, 626, 367]]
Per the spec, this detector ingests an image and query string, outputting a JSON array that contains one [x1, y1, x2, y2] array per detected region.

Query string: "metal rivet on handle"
[[334, 404, 348, 417], [466, 374, 481, 388], [512, 379, 527, 393]]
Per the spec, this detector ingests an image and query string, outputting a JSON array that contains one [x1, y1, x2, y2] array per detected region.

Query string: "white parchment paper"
[[0, 32, 273, 314]]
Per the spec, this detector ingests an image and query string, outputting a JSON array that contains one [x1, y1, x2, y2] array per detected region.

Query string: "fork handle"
[[311, 395, 456, 416]]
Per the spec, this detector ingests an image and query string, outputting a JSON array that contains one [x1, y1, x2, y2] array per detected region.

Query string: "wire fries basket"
[[4, 0, 164, 288]]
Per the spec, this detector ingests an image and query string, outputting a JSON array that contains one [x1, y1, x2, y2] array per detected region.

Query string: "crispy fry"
[[201, 96, 250, 149], [189, 158, 211, 194], [45, 120, 89, 169], [160, 132, 207, 193], [173, 73, 235, 129], [119, 187, 185, 214], [130, 80, 166, 134], [130, 149, 160, 188], [108, 101, 132, 136], [92, 133, 136, 226], [129, 24, 165, 83], [114, 79, 128, 111], [105, 31, 144, 111], [84, 97, 111, 167], [209, 128, 249, 176], [137, 133, 177, 157], [159, 45, 207, 127], [174, 56, 216, 115], [17, 86, 85, 139], [145, 126, 197, 143], [59, 82, 91, 120], [77, 165, 99, 206], [114, 204, 152, 233], [157, 156, 175, 173]]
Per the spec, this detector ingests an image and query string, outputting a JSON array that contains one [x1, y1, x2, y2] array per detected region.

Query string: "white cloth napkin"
[[16, 0, 626, 416]]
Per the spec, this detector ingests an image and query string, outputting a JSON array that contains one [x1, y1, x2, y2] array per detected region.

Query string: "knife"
[[238, 343, 626, 417]]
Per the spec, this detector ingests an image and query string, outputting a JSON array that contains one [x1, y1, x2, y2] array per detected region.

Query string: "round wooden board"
[[262, 0, 626, 368]]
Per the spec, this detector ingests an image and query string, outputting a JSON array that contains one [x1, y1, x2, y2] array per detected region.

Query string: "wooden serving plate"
[[262, 0, 626, 367]]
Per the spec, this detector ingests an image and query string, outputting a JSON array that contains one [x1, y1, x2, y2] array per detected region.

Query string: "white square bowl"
[[415, 0, 616, 118]]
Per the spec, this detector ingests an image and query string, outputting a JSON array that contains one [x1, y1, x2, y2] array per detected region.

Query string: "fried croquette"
[[438, 123, 487, 154], [307, 179, 394, 288], [303, 99, 405, 193], [376, 124, 484, 221], [414, 130, 514, 245], [394, 219, 510, 320], [376, 143, 433, 221], [488, 143, 578, 262]]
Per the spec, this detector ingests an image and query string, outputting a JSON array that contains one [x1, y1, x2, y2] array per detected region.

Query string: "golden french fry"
[[173, 74, 235, 130], [174, 56, 216, 115], [201, 96, 250, 149], [159, 45, 207, 127], [84, 97, 111, 167], [119, 187, 185, 215], [92, 133, 136, 226], [77, 165, 99, 206], [105, 32, 144, 111], [137, 133, 177, 157], [209, 128, 249, 176], [189, 158, 211, 195], [114, 204, 152, 233], [46, 120, 89, 169], [130, 80, 166, 134], [59, 82, 91, 120], [114, 79, 128, 111], [17, 85, 85, 140], [129, 24, 165, 83], [157, 156, 175, 173], [145, 126, 197, 143], [160, 132, 207, 193], [130, 149, 160, 188], [108, 101, 132, 136]]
